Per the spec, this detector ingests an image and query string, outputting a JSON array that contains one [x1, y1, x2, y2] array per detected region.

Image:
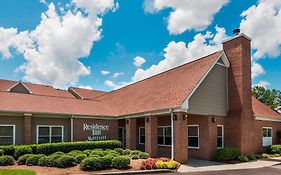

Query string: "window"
[[217, 125, 224, 148], [0, 125, 15, 145], [262, 127, 272, 147], [158, 126, 171, 146], [37, 125, 63, 143], [139, 127, 145, 144], [118, 127, 126, 147], [188, 125, 199, 149]]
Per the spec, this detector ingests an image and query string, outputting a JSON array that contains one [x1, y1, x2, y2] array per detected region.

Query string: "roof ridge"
[[0, 91, 79, 100], [69, 87, 107, 93], [96, 51, 222, 99], [252, 96, 281, 116]]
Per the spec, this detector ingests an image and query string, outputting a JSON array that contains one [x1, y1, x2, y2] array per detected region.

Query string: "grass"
[[0, 169, 36, 175]]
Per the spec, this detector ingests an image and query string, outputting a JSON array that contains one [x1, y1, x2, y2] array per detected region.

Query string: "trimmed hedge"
[[0, 140, 121, 157], [215, 147, 240, 161], [76, 154, 87, 164], [0, 149, 4, 156], [26, 154, 46, 166], [0, 155, 15, 166], [56, 155, 77, 168], [139, 152, 149, 159], [17, 154, 34, 165], [14, 146, 33, 159], [80, 157, 103, 171], [38, 156, 51, 167], [112, 156, 130, 169]]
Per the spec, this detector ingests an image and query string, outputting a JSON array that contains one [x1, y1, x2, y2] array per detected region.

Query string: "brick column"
[[125, 118, 137, 150], [145, 116, 158, 157], [173, 113, 188, 163], [24, 114, 32, 144]]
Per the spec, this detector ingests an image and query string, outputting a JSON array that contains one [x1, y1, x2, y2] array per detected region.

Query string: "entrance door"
[[262, 127, 272, 147], [118, 127, 126, 148]]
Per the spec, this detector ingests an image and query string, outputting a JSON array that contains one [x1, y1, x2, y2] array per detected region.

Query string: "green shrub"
[[56, 155, 77, 168], [266, 145, 281, 154], [0, 155, 15, 166], [0, 145, 15, 156], [36, 140, 121, 155], [90, 154, 101, 158], [124, 149, 131, 155], [107, 150, 119, 156], [17, 154, 34, 165], [130, 150, 141, 155], [83, 149, 92, 156], [112, 156, 130, 169], [214, 147, 240, 161], [14, 146, 33, 159], [91, 150, 105, 157], [247, 155, 257, 160], [114, 148, 124, 155], [130, 154, 139, 160], [138, 152, 149, 159], [49, 151, 65, 157], [238, 155, 249, 162], [0, 149, 4, 156], [100, 155, 113, 169], [80, 157, 103, 171], [68, 150, 83, 157], [255, 154, 263, 159], [38, 156, 52, 167], [75, 154, 87, 164], [26, 154, 46, 166], [48, 155, 62, 167]]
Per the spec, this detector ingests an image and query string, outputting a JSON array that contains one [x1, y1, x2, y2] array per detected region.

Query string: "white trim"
[[0, 124, 16, 145], [36, 125, 64, 144], [70, 117, 74, 142], [171, 111, 174, 160], [181, 52, 230, 110], [138, 127, 145, 145], [217, 125, 224, 149], [157, 126, 172, 147], [255, 116, 281, 122], [187, 124, 199, 149], [262, 127, 272, 147], [222, 33, 252, 43], [7, 81, 32, 94]]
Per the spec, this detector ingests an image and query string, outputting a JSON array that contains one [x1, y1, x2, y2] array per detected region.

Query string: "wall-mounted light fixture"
[[146, 117, 149, 123], [126, 119, 129, 124], [182, 114, 188, 120], [212, 117, 217, 123], [174, 114, 177, 121]]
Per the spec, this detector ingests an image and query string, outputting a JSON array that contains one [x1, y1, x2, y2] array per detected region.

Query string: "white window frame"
[[36, 125, 64, 144], [217, 125, 224, 149], [0, 125, 16, 145], [187, 125, 200, 149], [157, 126, 172, 147], [262, 127, 272, 147], [139, 127, 145, 145]]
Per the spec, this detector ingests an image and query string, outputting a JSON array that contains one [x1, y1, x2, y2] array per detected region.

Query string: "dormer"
[[7, 81, 32, 94]]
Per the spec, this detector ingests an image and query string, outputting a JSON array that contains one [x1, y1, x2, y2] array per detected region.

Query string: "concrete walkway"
[[178, 157, 281, 173]]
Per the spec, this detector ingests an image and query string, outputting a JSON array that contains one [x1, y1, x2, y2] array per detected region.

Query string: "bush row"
[[214, 147, 240, 161], [266, 145, 281, 154], [0, 140, 122, 158], [140, 158, 178, 170]]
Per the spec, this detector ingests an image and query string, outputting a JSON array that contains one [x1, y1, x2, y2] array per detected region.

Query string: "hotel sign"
[[83, 124, 109, 141]]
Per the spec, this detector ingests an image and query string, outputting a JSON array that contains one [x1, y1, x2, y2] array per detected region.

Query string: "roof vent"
[[233, 28, 240, 36]]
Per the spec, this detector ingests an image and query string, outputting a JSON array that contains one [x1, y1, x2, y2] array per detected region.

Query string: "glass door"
[[118, 127, 126, 148]]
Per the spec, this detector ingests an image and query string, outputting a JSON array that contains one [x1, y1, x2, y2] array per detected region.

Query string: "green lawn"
[[0, 169, 36, 175]]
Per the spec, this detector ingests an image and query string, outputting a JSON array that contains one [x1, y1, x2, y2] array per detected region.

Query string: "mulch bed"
[[0, 159, 143, 175]]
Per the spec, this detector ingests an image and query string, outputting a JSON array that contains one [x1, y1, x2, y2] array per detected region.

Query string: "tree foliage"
[[252, 86, 281, 113]]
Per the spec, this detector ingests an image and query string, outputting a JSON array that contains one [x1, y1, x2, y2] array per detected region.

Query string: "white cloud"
[[251, 62, 265, 78], [101, 70, 110, 75], [133, 56, 146, 67], [144, 0, 229, 34], [104, 80, 131, 90], [112, 72, 124, 78], [0, 0, 117, 88], [104, 80, 116, 88], [78, 85, 93, 90], [240, 0, 281, 59], [132, 26, 228, 82], [254, 80, 270, 88]]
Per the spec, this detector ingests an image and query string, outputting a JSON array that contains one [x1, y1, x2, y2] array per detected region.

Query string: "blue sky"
[[0, 0, 280, 91]]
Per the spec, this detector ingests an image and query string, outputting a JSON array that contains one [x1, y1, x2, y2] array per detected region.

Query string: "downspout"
[[71, 115, 74, 142], [170, 109, 174, 160]]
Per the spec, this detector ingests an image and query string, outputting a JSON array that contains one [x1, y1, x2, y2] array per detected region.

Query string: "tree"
[[252, 86, 281, 113]]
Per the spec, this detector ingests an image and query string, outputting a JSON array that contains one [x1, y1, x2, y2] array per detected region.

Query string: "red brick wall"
[[73, 118, 118, 141], [23, 115, 32, 144], [253, 120, 281, 153]]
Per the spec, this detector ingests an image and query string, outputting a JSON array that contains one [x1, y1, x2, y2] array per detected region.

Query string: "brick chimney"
[[223, 30, 255, 154]]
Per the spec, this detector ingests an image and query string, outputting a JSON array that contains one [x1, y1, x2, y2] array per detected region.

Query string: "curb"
[[89, 169, 174, 175]]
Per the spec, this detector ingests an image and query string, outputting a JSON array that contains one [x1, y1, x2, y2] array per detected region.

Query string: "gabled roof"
[[68, 87, 107, 100], [0, 79, 76, 99], [95, 51, 223, 116], [252, 96, 281, 120], [0, 91, 116, 117]]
